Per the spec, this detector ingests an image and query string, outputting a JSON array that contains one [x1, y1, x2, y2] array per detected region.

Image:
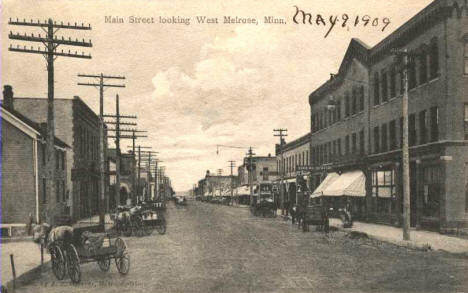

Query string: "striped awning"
[[311, 171, 365, 198]]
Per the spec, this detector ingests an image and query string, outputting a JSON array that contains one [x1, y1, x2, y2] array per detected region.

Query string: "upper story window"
[[345, 92, 350, 117], [352, 133, 357, 154], [390, 67, 396, 98], [409, 113, 417, 146], [351, 87, 357, 115], [464, 40, 468, 75], [389, 120, 397, 150], [464, 104, 468, 140], [381, 123, 388, 152], [429, 38, 439, 79], [336, 98, 342, 121], [419, 50, 428, 84], [381, 71, 388, 102], [345, 135, 350, 155], [430, 106, 439, 142], [359, 130, 365, 154], [374, 72, 380, 106], [374, 126, 380, 153], [419, 110, 428, 144], [359, 86, 365, 112], [408, 58, 417, 89]]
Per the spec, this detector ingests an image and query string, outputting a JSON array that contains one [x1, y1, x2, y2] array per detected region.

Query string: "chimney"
[[3, 85, 14, 110]]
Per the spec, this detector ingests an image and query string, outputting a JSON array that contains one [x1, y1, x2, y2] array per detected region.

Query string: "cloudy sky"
[[1, 0, 432, 191]]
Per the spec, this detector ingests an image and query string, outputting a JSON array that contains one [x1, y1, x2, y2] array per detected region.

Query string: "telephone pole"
[[139, 150, 159, 201], [392, 48, 413, 241], [105, 95, 143, 206], [77, 73, 125, 226], [246, 147, 255, 206], [228, 160, 236, 204], [274, 128, 288, 215], [8, 18, 92, 224]]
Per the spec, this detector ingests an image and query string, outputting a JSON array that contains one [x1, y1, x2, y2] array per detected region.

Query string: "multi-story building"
[[275, 133, 312, 206], [14, 96, 105, 221], [309, 0, 468, 232], [107, 149, 137, 205], [1, 86, 69, 227], [197, 170, 239, 197]]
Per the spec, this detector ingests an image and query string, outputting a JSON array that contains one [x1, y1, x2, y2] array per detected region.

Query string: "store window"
[[423, 166, 440, 217], [372, 170, 396, 214]]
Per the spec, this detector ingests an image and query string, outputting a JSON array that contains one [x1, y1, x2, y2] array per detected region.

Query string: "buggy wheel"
[[49, 244, 66, 280], [66, 244, 81, 284], [114, 238, 130, 275], [156, 218, 166, 235], [122, 220, 132, 237], [98, 258, 111, 272], [133, 216, 144, 237], [143, 221, 154, 236], [115, 252, 130, 275]]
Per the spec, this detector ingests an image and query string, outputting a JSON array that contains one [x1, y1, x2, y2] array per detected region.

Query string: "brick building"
[[308, 0, 468, 232], [1, 86, 69, 225], [14, 96, 105, 221], [107, 149, 137, 206], [275, 133, 311, 206]]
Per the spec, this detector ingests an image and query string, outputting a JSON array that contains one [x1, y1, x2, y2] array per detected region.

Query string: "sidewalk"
[[329, 218, 468, 255], [1, 240, 50, 291]]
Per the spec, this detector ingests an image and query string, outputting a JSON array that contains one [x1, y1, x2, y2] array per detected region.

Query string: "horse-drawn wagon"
[[302, 203, 329, 232], [48, 226, 130, 284]]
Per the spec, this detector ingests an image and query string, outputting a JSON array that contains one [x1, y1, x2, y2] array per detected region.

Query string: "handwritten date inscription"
[[293, 6, 391, 38]]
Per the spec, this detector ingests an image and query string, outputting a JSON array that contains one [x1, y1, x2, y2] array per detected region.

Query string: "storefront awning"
[[311, 170, 365, 198]]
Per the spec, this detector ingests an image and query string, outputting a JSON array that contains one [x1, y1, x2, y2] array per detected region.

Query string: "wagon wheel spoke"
[[66, 244, 81, 284], [50, 244, 66, 280]]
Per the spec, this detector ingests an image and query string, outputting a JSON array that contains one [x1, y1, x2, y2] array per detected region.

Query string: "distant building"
[[107, 149, 137, 205], [275, 133, 311, 206], [1, 85, 69, 225], [13, 95, 105, 221], [197, 170, 238, 197]]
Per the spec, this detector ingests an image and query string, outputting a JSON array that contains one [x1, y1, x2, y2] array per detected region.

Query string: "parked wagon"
[[302, 203, 329, 232], [48, 227, 130, 284], [141, 210, 166, 235]]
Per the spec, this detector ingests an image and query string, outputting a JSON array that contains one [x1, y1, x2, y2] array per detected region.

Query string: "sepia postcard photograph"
[[1, 0, 468, 292]]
